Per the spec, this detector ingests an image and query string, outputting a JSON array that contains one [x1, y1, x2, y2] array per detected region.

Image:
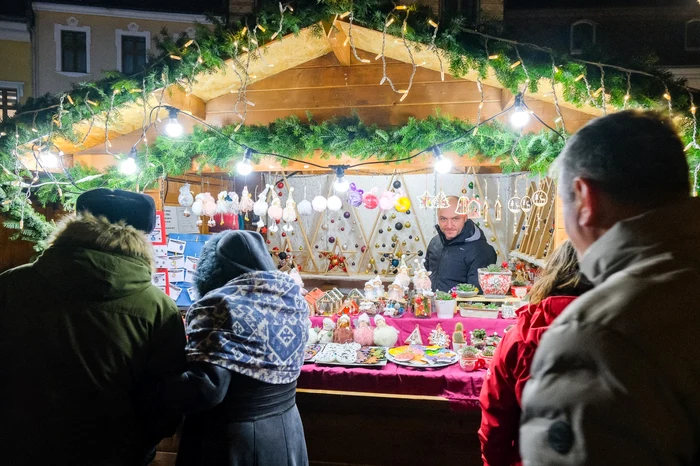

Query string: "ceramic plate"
[[387, 345, 459, 368]]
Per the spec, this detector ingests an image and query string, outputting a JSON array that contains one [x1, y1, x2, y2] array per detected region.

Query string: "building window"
[[116, 25, 150, 74], [570, 20, 596, 55], [54, 19, 91, 76], [121, 36, 147, 74], [441, 0, 480, 25], [686, 20, 700, 51], [0, 88, 19, 122]]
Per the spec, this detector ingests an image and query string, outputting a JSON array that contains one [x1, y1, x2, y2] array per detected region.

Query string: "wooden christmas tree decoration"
[[428, 323, 451, 348]]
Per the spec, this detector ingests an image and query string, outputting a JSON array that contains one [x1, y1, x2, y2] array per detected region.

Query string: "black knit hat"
[[194, 230, 276, 296], [76, 188, 156, 233]]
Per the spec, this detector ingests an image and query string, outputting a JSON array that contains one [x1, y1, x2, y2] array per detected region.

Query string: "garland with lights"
[[1, 0, 699, 247]]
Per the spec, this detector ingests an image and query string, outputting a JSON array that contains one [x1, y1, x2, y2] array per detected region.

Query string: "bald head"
[[438, 195, 467, 240]]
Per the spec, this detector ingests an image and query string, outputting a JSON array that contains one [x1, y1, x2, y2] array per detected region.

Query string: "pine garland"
[[0, 0, 698, 247]]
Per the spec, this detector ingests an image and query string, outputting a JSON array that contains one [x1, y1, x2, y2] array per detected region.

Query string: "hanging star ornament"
[[418, 190, 434, 209]]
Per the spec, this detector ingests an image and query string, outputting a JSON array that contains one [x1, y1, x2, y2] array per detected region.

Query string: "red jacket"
[[478, 296, 578, 466]]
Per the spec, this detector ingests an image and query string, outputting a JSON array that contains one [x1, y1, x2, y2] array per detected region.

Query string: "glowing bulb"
[[120, 156, 138, 175], [511, 109, 530, 128], [433, 147, 452, 174], [237, 149, 254, 176], [40, 150, 59, 168], [334, 175, 350, 193], [164, 107, 183, 137]]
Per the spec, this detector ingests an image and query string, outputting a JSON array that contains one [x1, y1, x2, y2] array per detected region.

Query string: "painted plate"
[[387, 345, 459, 368]]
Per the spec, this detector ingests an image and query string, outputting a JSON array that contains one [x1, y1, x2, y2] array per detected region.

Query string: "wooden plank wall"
[[206, 50, 593, 134], [0, 203, 63, 272]]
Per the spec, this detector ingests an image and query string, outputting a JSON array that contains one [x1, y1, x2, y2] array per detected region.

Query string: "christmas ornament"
[[347, 183, 364, 207], [418, 190, 433, 209], [533, 187, 548, 206], [393, 180, 402, 189], [395, 193, 411, 213], [327, 195, 342, 211], [433, 189, 450, 209], [228, 191, 240, 215], [395, 222, 403, 231], [405, 221, 411, 228], [493, 178, 502, 222], [362, 188, 379, 209], [428, 323, 450, 348], [253, 184, 273, 216], [520, 195, 533, 212], [239, 186, 254, 220], [207, 218, 216, 228], [379, 190, 395, 210], [178, 184, 194, 217], [405, 325, 423, 345], [268, 198, 283, 221], [328, 236, 336, 243], [312, 195, 328, 212], [298, 187, 313, 216], [191, 194, 204, 216], [455, 194, 469, 215], [468, 198, 482, 219], [282, 187, 297, 229], [277, 181, 285, 189], [343, 211, 351, 219]]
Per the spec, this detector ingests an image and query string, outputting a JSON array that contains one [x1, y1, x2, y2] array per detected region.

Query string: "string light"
[[574, 74, 585, 82], [66, 94, 74, 105], [427, 18, 444, 81], [332, 166, 350, 193], [433, 146, 452, 174], [550, 57, 566, 134], [346, 13, 371, 63], [624, 71, 632, 109], [119, 147, 138, 175], [165, 107, 183, 137], [510, 94, 530, 128], [509, 60, 521, 70], [237, 148, 254, 176], [488, 54, 499, 60]]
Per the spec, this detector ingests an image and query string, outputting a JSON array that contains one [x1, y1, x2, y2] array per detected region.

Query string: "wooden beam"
[[501, 88, 514, 111], [325, 20, 351, 66]]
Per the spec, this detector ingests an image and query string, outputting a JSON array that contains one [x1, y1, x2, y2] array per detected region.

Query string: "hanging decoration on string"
[[298, 186, 312, 216], [178, 183, 194, 217], [282, 187, 296, 232], [455, 172, 469, 215], [467, 172, 482, 219], [482, 178, 490, 227], [494, 178, 503, 222], [433, 189, 450, 209], [239, 186, 254, 221]]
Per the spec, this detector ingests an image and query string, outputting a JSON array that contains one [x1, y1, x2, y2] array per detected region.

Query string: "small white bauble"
[[268, 199, 283, 220], [297, 199, 312, 216], [327, 195, 342, 211], [312, 196, 327, 212]]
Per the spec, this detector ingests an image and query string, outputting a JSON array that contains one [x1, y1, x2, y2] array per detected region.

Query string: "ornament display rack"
[[508, 177, 557, 268]]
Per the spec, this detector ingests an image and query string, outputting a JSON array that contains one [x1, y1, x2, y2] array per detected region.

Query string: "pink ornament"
[[379, 190, 395, 211], [362, 188, 379, 209]]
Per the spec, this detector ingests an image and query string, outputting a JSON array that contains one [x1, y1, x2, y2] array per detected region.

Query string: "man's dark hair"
[[556, 110, 690, 207]]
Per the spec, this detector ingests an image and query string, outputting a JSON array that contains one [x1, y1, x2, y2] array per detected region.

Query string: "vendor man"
[[426, 196, 496, 292]]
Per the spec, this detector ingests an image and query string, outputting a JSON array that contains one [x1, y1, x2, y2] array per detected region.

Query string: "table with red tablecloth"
[[300, 314, 515, 410]]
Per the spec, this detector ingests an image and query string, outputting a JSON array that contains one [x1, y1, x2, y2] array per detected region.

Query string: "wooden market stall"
[[5, 16, 615, 466]]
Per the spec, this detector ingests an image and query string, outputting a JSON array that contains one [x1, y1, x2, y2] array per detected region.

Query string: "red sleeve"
[[478, 329, 522, 466]]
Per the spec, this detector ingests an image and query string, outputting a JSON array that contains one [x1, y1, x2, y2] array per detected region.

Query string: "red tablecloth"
[[301, 315, 515, 410]]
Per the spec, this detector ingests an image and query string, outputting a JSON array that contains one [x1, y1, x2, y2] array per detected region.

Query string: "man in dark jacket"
[[0, 189, 186, 466], [520, 111, 700, 464], [425, 195, 496, 292]]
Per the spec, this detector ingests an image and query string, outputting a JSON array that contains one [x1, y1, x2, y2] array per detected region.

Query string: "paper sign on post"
[[153, 245, 168, 257], [168, 254, 185, 269], [187, 287, 199, 301], [184, 256, 198, 273], [152, 271, 168, 287], [167, 238, 186, 254], [168, 268, 186, 283], [169, 284, 182, 301], [154, 256, 169, 269]]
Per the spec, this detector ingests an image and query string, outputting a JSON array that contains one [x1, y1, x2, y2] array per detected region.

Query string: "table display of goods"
[[304, 344, 324, 363], [386, 345, 459, 368], [314, 342, 388, 367]]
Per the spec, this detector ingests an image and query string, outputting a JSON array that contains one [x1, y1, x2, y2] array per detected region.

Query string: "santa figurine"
[[396, 257, 411, 288], [413, 259, 433, 292]]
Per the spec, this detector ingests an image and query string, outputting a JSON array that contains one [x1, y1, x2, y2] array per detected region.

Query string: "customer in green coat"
[[0, 189, 186, 466]]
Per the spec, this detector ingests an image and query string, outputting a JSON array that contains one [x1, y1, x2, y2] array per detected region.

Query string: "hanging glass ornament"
[[298, 186, 312, 216], [347, 183, 364, 207], [455, 195, 469, 215], [520, 195, 533, 212], [379, 190, 395, 211], [417, 190, 433, 209], [362, 188, 379, 209], [494, 198, 503, 221], [394, 189, 411, 212]]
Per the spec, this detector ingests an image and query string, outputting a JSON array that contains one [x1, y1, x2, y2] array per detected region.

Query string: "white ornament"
[[216, 191, 229, 214], [178, 183, 194, 207], [283, 187, 297, 223], [228, 191, 240, 215], [298, 199, 312, 216], [239, 186, 254, 214], [254, 184, 273, 216], [191, 194, 204, 216], [268, 198, 283, 221], [200, 192, 217, 217], [327, 195, 342, 211], [312, 195, 327, 212]]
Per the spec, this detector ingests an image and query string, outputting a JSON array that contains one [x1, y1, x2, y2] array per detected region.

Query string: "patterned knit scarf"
[[186, 270, 309, 384]]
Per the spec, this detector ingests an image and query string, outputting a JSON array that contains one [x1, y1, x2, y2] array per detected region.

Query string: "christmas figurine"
[[319, 318, 335, 344], [396, 257, 411, 288], [333, 314, 354, 343], [428, 323, 451, 348], [373, 314, 399, 347], [353, 313, 374, 346], [307, 322, 319, 345], [413, 259, 433, 292], [253, 184, 273, 217]]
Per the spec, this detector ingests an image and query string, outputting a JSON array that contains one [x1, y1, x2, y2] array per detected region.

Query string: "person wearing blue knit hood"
[[157, 230, 310, 466]]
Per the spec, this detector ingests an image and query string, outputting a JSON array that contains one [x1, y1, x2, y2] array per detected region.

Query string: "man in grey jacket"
[[520, 110, 700, 464]]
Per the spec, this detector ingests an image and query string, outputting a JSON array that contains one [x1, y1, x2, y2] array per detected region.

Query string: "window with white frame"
[[0, 81, 22, 122], [116, 23, 150, 75], [55, 18, 91, 75], [570, 20, 596, 55], [686, 20, 700, 51]]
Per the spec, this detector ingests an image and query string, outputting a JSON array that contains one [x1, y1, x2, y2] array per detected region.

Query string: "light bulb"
[[434, 155, 452, 174], [40, 150, 59, 168], [237, 158, 253, 176], [164, 107, 183, 137], [510, 109, 530, 128], [334, 175, 350, 193], [120, 156, 138, 175]]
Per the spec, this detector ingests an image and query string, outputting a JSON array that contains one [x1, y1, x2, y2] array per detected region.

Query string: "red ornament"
[[281, 232, 287, 237], [501, 261, 509, 269], [277, 182, 285, 189], [266, 240, 271, 244], [278, 191, 283, 196], [260, 226, 268, 234], [276, 219, 280, 224]]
